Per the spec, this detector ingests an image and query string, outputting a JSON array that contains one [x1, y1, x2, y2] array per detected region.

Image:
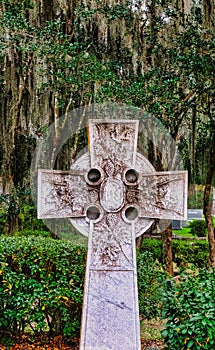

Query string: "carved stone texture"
[[91, 215, 133, 269], [88, 119, 138, 169], [80, 221, 140, 350], [83, 269, 140, 350], [100, 177, 125, 212], [37, 169, 89, 219], [138, 171, 187, 220], [70, 151, 154, 238]]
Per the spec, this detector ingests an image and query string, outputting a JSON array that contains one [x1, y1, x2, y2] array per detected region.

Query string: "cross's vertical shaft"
[[80, 220, 140, 350], [80, 120, 141, 350]]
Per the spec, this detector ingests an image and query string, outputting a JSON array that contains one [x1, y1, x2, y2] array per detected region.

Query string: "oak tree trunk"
[[203, 131, 215, 266], [161, 220, 174, 276]]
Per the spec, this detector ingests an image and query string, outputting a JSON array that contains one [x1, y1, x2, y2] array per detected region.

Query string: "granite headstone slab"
[[187, 209, 204, 220]]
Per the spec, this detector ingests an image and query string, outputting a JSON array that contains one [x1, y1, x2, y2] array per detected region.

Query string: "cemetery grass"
[[173, 226, 192, 237]]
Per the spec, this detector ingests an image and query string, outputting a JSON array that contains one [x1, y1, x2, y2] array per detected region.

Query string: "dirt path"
[[0, 335, 165, 349]]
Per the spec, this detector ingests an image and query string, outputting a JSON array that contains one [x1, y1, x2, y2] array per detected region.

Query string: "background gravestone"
[[187, 209, 204, 220], [182, 209, 204, 227], [172, 220, 182, 230]]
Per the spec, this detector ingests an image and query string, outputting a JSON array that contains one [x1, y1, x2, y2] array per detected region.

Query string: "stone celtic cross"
[[38, 119, 187, 350]]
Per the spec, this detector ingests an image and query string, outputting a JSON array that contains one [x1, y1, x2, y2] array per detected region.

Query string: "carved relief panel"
[[38, 169, 90, 219], [88, 119, 138, 169], [138, 172, 187, 220]]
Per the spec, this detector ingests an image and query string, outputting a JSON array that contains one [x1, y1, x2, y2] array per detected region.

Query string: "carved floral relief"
[[90, 121, 138, 168], [91, 215, 133, 269]]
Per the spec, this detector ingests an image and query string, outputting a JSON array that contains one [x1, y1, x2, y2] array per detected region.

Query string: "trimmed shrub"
[[141, 238, 209, 268], [0, 235, 168, 342], [0, 236, 86, 337], [189, 220, 208, 237], [162, 269, 215, 349], [172, 240, 209, 268], [141, 239, 163, 262]]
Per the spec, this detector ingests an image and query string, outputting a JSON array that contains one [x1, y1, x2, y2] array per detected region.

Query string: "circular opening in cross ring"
[[125, 206, 138, 221], [125, 169, 139, 183], [86, 206, 100, 221], [87, 168, 101, 183]]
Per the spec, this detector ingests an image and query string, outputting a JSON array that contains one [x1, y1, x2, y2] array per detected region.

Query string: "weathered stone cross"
[[38, 119, 187, 350]]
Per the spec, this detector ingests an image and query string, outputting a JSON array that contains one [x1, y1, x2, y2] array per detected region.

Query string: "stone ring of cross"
[[38, 120, 186, 236]]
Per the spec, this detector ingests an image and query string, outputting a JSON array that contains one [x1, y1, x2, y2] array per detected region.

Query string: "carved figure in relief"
[[68, 188, 87, 213], [45, 187, 60, 209], [156, 182, 169, 210], [93, 123, 135, 165], [44, 176, 89, 216], [108, 124, 133, 143], [92, 213, 132, 267], [104, 159, 116, 177]]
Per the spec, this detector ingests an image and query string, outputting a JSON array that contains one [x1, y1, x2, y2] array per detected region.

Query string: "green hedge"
[[0, 235, 210, 343], [137, 252, 166, 320], [0, 236, 86, 338], [140, 238, 163, 262], [141, 239, 209, 268], [162, 269, 215, 349], [189, 220, 208, 237], [0, 236, 167, 341]]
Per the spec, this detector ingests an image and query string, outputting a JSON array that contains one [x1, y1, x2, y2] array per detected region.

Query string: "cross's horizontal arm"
[[136, 171, 187, 220], [37, 169, 90, 219]]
